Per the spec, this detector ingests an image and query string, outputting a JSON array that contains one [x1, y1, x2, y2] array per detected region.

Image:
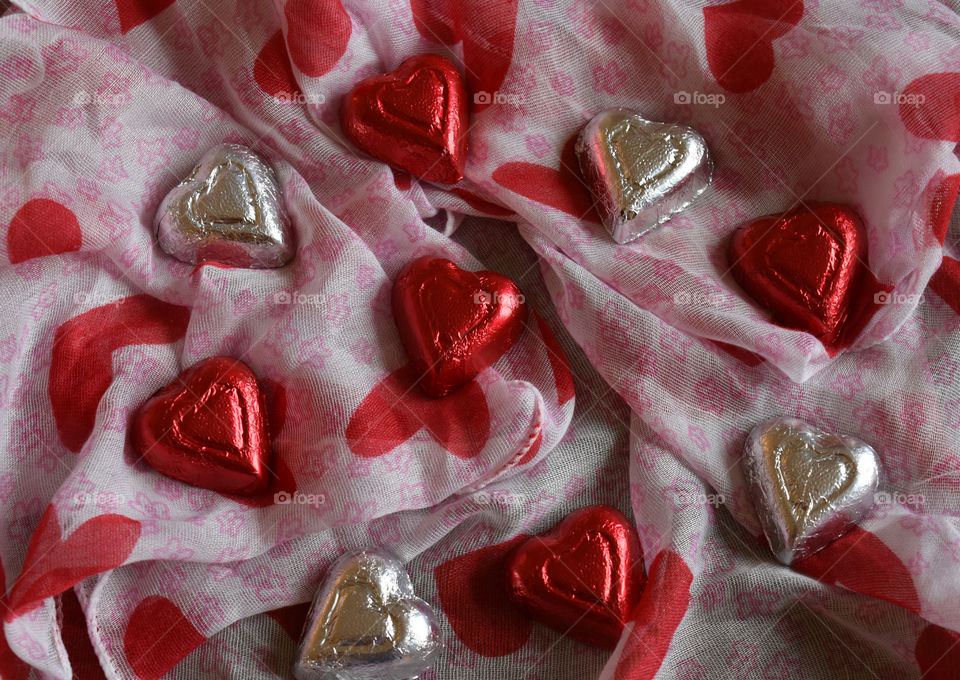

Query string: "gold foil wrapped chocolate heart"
[[294, 550, 441, 680], [155, 144, 295, 268], [575, 108, 712, 244], [741, 417, 881, 565]]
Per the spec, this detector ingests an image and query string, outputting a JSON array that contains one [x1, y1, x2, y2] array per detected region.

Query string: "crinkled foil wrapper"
[[294, 550, 441, 680], [741, 417, 881, 565], [155, 143, 295, 268], [575, 108, 712, 244]]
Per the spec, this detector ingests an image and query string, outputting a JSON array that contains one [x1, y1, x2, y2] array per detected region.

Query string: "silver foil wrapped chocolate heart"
[[294, 550, 441, 680], [155, 143, 295, 268], [575, 108, 712, 244], [741, 417, 881, 565]]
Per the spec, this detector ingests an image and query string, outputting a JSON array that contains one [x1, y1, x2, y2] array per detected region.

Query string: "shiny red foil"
[[340, 53, 469, 184], [392, 256, 527, 398], [728, 203, 868, 347], [131, 356, 272, 495], [504, 505, 646, 650]]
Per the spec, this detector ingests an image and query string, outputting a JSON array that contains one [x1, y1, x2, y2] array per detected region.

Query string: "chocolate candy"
[[741, 417, 881, 565], [155, 144, 295, 268], [294, 550, 441, 680], [130, 357, 272, 496], [504, 505, 645, 650], [575, 108, 712, 244], [728, 203, 867, 347], [392, 256, 527, 397], [340, 54, 469, 185]]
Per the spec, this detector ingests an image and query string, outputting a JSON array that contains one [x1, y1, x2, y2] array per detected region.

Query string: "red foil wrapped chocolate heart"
[[728, 203, 869, 347], [340, 53, 469, 184], [504, 505, 646, 650], [131, 356, 272, 495], [392, 256, 527, 398]]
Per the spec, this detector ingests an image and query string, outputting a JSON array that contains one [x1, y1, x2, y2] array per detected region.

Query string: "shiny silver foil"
[[294, 550, 441, 680], [741, 417, 881, 565], [575, 108, 712, 244], [155, 144, 295, 268]]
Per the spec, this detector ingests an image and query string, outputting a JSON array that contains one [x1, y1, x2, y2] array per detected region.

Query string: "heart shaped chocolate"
[[741, 417, 881, 565], [340, 53, 469, 184], [576, 108, 712, 244], [392, 256, 527, 398], [294, 550, 441, 680], [504, 505, 645, 650], [728, 203, 867, 346], [130, 356, 272, 495], [155, 144, 295, 268]]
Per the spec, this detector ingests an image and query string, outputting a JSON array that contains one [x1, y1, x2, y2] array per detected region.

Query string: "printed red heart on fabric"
[[7, 199, 82, 264], [930, 255, 960, 316], [925, 174, 960, 312], [728, 203, 890, 353], [410, 0, 519, 114], [0, 560, 29, 680], [124, 596, 206, 680], [60, 589, 106, 680], [492, 132, 602, 222], [115, 0, 176, 34], [0, 629, 28, 679], [434, 535, 533, 657], [254, 30, 303, 101], [703, 0, 804, 93], [5, 505, 141, 620], [900, 72, 960, 142], [266, 603, 311, 640], [793, 526, 920, 614], [410, 0, 457, 45], [50, 295, 191, 453], [341, 54, 469, 184], [392, 256, 527, 397], [916, 624, 960, 679], [614, 550, 692, 680], [0, 629, 27, 679], [346, 364, 490, 459], [504, 505, 645, 650], [928, 173, 960, 245], [285, 0, 351, 77], [131, 356, 273, 496], [450, 188, 516, 217]]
